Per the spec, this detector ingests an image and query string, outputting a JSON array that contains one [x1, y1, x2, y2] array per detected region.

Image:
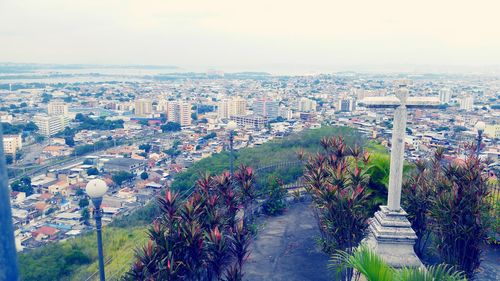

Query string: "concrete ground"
[[244, 201, 499, 281], [244, 201, 332, 281]]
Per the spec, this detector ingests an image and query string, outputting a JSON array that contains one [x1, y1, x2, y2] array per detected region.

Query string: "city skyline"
[[1, 0, 500, 74]]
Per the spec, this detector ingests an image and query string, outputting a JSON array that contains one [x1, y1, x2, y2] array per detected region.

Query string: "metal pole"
[[229, 130, 234, 176], [0, 123, 20, 280], [92, 198, 106, 281]]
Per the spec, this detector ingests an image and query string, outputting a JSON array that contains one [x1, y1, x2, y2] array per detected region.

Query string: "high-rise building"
[[135, 99, 153, 117], [178, 102, 192, 127], [47, 101, 68, 116], [217, 97, 247, 119], [459, 96, 474, 111], [439, 88, 452, 104], [338, 99, 356, 112], [166, 101, 192, 126], [485, 124, 500, 139], [298, 97, 317, 112], [34, 115, 69, 136], [253, 99, 279, 119], [3, 134, 22, 155]]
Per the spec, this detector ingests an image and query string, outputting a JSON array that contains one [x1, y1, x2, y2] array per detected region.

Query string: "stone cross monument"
[[361, 80, 440, 267]]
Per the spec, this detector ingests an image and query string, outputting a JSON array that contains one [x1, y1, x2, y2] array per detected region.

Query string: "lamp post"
[[227, 121, 238, 176], [86, 179, 109, 281], [475, 121, 486, 156]]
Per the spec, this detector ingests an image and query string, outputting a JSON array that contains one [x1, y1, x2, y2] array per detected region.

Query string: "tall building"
[[34, 115, 69, 136], [217, 97, 247, 119], [166, 101, 192, 126], [135, 99, 153, 117], [338, 99, 356, 112], [459, 96, 474, 111], [298, 97, 317, 112], [439, 88, 452, 104], [485, 124, 500, 139], [3, 134, 22, 155], [47, 101, 68, 116], [253, 99, 279, 119]]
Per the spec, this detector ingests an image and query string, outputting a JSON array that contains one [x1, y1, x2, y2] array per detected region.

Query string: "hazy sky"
[[1, 0, 499, 73]]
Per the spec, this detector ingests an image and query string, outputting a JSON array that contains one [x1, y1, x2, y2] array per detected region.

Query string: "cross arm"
[[360, 96, 441, 109]]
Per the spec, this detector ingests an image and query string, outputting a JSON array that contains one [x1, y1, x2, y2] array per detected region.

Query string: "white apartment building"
[[217, 97, 247, 119], [439, 88, 452, 104], [47, 101, 69, 116], [3, 134, 22, 155], [166, 101, 192, 126], [135, 99, 153, 117], [253, 99, 279, 119], [338, 98, 356, 112], [298, 97, 317, 112], [34, 115, 69, 136], [459, 96, 474, 111]]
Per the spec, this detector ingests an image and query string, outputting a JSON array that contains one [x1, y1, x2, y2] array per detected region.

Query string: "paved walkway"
[[244, 201, 499, 281], [244, 201, 332, 281]]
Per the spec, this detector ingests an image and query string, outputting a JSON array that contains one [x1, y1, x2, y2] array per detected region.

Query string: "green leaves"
[[403, 146, 491, 278], [332, 245, 467, 281], [126, 166, 257, 280], [305, 136, 371, 256]]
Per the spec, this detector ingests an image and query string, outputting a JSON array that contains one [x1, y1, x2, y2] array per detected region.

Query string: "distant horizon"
[[2, 1, 499, 75], [2, 61, 500, 76]]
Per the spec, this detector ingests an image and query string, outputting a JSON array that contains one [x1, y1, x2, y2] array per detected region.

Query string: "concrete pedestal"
[[363, 205, 422, 268]]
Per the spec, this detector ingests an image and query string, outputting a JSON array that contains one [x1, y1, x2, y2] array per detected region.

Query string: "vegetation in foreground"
[[125, 166, 257, 281], [304, 136, 373, 280], [402, 145, 493, 278], [18, 126, 386, 281], [332, 245, 467, 281]]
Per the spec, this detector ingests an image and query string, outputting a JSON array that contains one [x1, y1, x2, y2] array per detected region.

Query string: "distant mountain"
[[0, 63, 179, 73]]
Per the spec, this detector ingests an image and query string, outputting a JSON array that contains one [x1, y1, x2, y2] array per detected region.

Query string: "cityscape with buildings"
[[2, 72, 498, 252], [1, 1, 500, 281]]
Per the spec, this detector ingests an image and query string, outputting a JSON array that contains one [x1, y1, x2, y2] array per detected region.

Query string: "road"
[[8, 132, 164, 184]]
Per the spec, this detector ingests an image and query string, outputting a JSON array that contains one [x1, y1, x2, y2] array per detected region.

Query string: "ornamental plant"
[[304, 136, 372, 281], [125, 166, 256, 281]]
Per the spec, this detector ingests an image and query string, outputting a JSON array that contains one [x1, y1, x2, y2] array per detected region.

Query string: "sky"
[[1, 0, 499, 74]]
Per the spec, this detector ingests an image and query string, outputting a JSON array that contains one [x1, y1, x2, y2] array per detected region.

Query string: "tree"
[[403, 145, 492, 278], [203, 132, 217, 140], [191, 112, 198, 121], [78, 197, 89, 208], [5, 154, 13, 165], [304, 137, 371, 281], [87, 167, 99, 176], [81, 208, 90, 225], [41, 93, 52, 103], [139, 143, 152, 153], [11, 176, 34, 196], [429, 147, 491, 278], [262, 176, 287, 215], [24, 122, 39, 132], [138, 120, 149, 127], [125, 168, 256, 281], [140, 171, 149, 180], [112, 171, 135, 186], [64, 136, 75, 147], [161, 122, 181, 132], [164, 148, 181, 157]]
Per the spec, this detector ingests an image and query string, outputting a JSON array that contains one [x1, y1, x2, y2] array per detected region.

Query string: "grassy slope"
[[19, 126, 378, 281]]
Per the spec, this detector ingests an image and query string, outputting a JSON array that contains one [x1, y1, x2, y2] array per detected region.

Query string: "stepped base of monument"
[[363, 205, 423, 268]]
